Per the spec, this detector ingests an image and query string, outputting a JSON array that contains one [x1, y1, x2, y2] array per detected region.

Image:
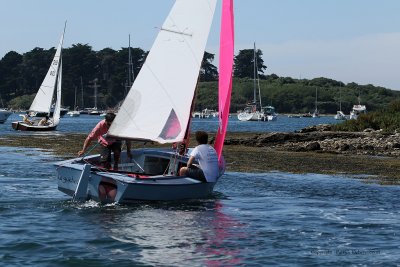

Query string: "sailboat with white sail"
[[12, 23, 66, 131], [237, 43, 267, 121], [55, 0, 234, 203], [334, 85, 346, 120]]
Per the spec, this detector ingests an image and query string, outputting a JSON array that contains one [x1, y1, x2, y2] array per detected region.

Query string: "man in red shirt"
[[78, 113, 130, 170]]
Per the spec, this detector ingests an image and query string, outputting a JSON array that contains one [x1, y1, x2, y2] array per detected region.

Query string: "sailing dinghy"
[[12, 24, 66, 131], [55, 0, 234, 203]]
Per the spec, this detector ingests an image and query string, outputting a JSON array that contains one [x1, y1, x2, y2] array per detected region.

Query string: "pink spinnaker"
[[214, 0, 234, 160]]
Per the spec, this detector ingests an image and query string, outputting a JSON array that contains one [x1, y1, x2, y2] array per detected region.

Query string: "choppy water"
[[0, 146, 399, 266]]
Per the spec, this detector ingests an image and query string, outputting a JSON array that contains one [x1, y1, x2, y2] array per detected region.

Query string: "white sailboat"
[[12, 24, 66, 131], [237, 43, 266, 121], [67, 86, 80, 117], [312, 87, 319, 118], [334, 85, 346, 120], [55, 0, 234, 203]]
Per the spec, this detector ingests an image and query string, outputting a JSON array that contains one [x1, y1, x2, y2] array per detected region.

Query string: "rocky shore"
[[224, 124, 400, 157], [1, 126, 400, 181]]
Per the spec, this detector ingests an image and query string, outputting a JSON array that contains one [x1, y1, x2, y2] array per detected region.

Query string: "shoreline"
[[1, 132, 399, 182]]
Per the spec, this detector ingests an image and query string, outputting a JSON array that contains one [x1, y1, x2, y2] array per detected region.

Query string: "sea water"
[[1, 113, 341, 135], [0, 147, 399, 266]]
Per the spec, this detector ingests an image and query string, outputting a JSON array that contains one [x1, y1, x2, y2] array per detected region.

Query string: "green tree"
[[234, 47, 266, 78], [0, 51, 23, 101], [200, 52, 218, 81]]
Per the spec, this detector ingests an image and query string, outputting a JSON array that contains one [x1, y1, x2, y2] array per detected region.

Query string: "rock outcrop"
[[225, 125, 400, 157]]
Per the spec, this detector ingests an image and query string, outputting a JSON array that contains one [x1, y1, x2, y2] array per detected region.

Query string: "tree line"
[[1, 44, 399, 114]]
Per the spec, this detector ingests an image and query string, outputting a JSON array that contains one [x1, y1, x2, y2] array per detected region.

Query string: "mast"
[[88, 78, 100, 110], [74, 86, 77, 110], [80, 76, 84, 109], [255, 43, 262, 109], [126, 34, 134, 96], [339, 84, 342, 112], [253, 43, 257, 105]]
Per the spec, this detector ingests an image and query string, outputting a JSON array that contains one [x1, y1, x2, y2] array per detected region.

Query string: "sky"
[[1, 0, 400, 90]]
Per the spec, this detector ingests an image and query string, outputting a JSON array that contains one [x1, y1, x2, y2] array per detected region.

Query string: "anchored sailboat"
[[12, 23, 66, 131], [334, 85, 346, 120], [312, 87, 319, 118], [237, 43, 275, 121], [55, 0, 234, 203]]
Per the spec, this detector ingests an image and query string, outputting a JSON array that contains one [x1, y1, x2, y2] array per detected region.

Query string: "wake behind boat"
[[55, 0, 234, 203], [12, 23, 66, 131]]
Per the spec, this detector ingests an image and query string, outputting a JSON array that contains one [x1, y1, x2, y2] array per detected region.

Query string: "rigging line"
[[55, 142, 100, 169]]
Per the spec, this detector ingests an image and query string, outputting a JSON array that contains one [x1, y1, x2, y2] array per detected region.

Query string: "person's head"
[[195, 131, 208, 145], [45, 115, 49, 120], [26, 111, 30, 115], [105, 113, 116, 126]]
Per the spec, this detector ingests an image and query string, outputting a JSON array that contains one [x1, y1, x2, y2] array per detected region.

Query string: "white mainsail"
[[109, 0, 217, 143], [29, 30, 65, 113]]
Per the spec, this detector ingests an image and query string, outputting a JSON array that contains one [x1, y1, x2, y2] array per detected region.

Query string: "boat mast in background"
[[125, 34, 135, 96]]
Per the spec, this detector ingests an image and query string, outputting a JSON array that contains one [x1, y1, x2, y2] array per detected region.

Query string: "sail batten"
[[109, 0, 217, 143]]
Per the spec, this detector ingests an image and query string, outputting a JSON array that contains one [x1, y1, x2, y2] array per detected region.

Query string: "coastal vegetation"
[[333, 99, 400, 133], [1, 45, 399, 114]]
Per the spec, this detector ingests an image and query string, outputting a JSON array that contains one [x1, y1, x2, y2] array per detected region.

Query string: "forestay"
[[109, 0, 217, 143], [29, 32, 64, 113]]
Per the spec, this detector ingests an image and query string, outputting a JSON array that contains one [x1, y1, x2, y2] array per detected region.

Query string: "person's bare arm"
[[78, 137, 93, 156], [186, 156, 195, 168]]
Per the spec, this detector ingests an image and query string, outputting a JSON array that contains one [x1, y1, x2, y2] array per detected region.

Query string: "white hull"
[[67, 111, 80, 117], [0, 110, 12, 123], [349, 112, 358, 120], [55, 149, 221, 203], [334, 111, 347, 120], [267, 114, 277, 121], [350, 104, 366, 120], [237, 111, 266, 121]]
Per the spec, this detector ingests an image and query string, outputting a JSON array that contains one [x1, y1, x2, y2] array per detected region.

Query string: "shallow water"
[[0, 147, 399, 266]]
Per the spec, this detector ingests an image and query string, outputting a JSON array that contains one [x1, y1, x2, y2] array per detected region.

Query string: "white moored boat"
[[55, 0, 234, 203], [350, 104, 366, 120], [334, 110, 347, 120], [237, 43, 267, 122]]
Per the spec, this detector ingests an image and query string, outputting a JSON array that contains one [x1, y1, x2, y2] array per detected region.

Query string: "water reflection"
[[83, 200, 246, 266]]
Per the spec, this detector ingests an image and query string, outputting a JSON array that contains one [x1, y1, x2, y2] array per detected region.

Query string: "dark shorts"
[[186, 165, 206, 182], [100, 141, 122, 163]]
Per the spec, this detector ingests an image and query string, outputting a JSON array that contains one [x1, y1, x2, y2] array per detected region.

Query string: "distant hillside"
[[1, 45, 399, 113], [196, 76, 400, 114]]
